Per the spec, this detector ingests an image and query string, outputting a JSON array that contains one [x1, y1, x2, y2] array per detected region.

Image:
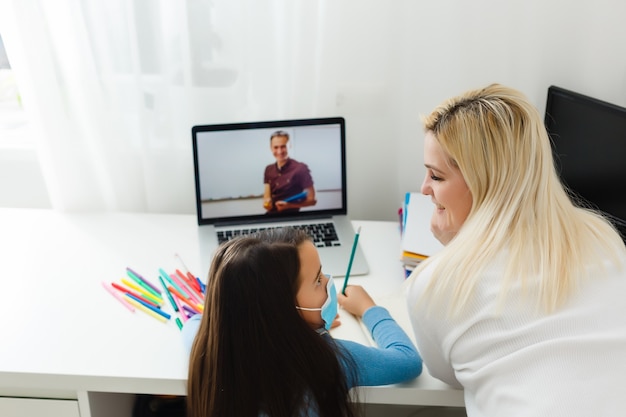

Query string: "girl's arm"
[[336, 305, 422, 387]]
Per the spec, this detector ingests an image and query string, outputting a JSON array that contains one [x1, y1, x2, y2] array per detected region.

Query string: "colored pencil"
[[341, 226, 361, 295]]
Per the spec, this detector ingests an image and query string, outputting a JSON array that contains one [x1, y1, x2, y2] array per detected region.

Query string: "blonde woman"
[[406, 84, 626, 416]]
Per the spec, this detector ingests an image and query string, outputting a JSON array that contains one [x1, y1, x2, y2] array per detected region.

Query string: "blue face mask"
[[296, 275, 338, 331]]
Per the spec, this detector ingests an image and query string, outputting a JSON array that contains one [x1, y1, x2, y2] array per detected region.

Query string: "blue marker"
[[125, 293, 171, 320]]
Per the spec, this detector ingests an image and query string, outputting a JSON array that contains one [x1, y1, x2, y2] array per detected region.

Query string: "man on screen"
[[263, 130, 317, 214]]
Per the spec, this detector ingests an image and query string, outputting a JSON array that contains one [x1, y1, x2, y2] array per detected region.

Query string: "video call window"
[[193, 119, 345, 223]]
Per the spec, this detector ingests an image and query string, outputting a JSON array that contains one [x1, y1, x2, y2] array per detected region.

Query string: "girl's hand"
[[337, 285, 376, 318]]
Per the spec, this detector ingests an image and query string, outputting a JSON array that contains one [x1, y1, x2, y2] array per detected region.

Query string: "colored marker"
[[196, 277, 206, 294], [173, 252, 202, 294], [175, 269, 190, 285], [173, 293, 188, 322], [120, 276, 163, 301], [175, 318, 183, 330], [174, 252, 192, 275], [176, 269, 200, 293], [102, 281, 135, 312], [158, 275, 178, 312], [126, 269, 161, 298], [124, 296, 168, 323], [166, 284, 193, 304], [168, 286, 203, 314], [126, 267, 162, 295], [159, 268, 189, 298], [182, 304, 199, 317], [341, 226, 361, 295], [124, 293, 171, 320], [113, 280, 161, 307], [171, 273, 203, 305], [118, 279, 162, 306], [186, 271, 203, 292]]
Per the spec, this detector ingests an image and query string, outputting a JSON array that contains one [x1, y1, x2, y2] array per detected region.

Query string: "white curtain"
[[0, 0, 352, 213], [8, 0, 622, 219]]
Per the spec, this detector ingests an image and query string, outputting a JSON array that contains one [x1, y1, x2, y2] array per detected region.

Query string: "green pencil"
[[341, 226, 361, 295]]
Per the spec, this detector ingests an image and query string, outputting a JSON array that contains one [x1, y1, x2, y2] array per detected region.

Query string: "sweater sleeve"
[[181, 314, 202, 353], [336, 306, 422, 387]]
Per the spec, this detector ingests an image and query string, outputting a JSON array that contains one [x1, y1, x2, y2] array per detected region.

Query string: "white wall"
[[2, 0, 626, 220], [0, 148, 51, 208], [390, 1, 626, 222]]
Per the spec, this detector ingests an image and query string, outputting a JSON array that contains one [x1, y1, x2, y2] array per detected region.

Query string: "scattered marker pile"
[[102, 265, 206, 330]]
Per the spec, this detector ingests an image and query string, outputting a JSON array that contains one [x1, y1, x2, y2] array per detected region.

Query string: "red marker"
[[111, 282, 161, 308]]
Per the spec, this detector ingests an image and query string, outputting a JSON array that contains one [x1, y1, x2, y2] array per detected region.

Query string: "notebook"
[[192, 117, 369, 278]]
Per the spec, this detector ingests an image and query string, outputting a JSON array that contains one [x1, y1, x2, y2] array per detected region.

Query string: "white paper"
[[401, 192, 444, 256]]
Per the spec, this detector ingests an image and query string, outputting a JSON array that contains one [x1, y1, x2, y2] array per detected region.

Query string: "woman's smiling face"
[[420, 131, 473, 245]]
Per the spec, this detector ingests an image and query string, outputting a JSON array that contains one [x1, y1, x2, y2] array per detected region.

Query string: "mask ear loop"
[[295, 306, 321, 311]]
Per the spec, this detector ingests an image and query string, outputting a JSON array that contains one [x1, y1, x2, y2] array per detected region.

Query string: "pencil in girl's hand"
[[341, 226, 361, 295]]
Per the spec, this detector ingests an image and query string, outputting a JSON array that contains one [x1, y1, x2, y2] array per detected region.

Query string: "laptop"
[[192, 116, 369, 278]]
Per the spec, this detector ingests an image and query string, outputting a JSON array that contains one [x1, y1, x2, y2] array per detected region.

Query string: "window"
[[0, 32, 50, 209], [0, 32, 31, 148]]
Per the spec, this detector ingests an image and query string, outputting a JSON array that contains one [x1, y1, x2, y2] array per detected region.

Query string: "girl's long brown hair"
[[187, 228, 357, 417]]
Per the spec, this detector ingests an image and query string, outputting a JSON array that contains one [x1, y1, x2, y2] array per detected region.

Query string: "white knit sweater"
[[406, 252, 626, 417]]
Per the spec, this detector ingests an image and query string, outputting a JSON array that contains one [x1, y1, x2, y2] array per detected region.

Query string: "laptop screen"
[[192, 117, 347, 226]]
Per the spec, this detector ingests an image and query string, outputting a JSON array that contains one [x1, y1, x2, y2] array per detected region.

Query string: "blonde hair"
[[409, 84, 625, 315]]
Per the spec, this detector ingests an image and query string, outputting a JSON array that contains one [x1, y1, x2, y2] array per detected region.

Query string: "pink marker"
[[170, 273, 202, 305], [101, 281, 135, 312]]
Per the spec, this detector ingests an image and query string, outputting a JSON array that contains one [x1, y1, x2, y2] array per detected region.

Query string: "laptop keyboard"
[[217, 222, 341, 248]]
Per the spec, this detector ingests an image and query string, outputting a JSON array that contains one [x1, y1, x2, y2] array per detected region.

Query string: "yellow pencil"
[[121, 278, 163, 305], [124, 297, 168, 323]]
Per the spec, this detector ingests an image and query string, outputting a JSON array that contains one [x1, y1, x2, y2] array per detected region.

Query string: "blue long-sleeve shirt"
[[182, 306, 422, 387]]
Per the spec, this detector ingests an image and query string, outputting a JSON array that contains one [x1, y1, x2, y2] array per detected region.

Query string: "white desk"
[[0, 208, 464, 417]]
